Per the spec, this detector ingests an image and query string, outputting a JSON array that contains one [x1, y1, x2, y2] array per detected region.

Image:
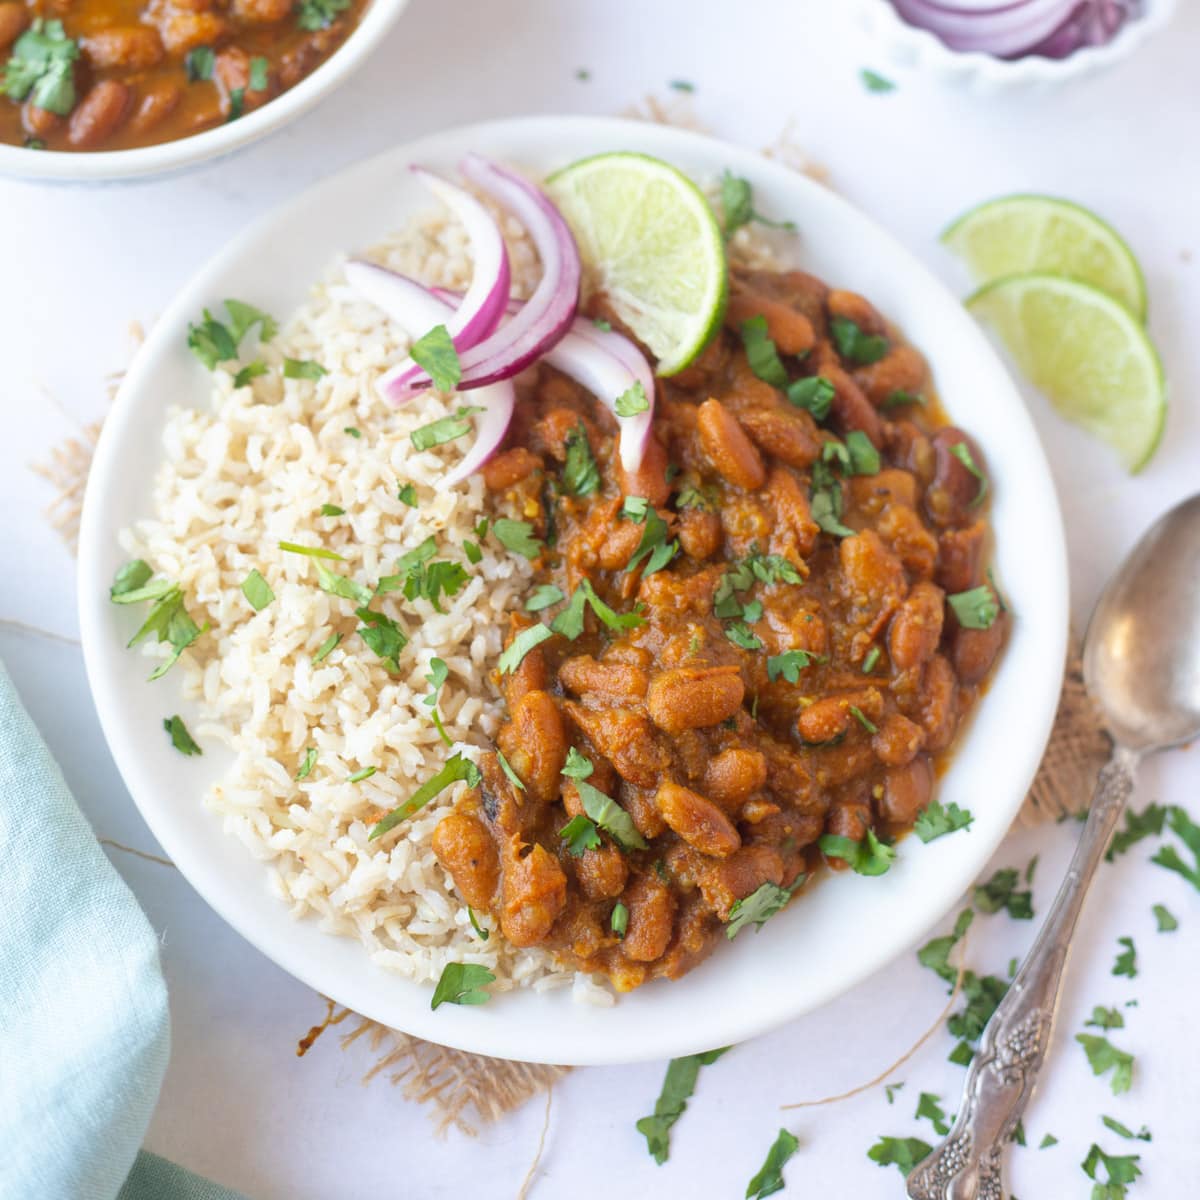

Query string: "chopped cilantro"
[[861, 68, 896, 92], [1153, 903, 1178, 932], [745, 1128, 799, 1199], [882, 389, 925, 409], [726, 879, 803, 940], [819, 828, 895, 876], [844, 430, 881, 475], [312, 632, 341, 663], [867, 1136, 931, 1176], [636, 1048, 730, 1164], [1076, 1033, 1134, 1094], [884, 1082, 904, 1105], [430, 961, 494, 1010], [948, 584, 1000, 630], [848, 704, 877, 734], [318, 504, 345, 517], [1086, 1006, 1125, 1031], [498, 624, 553, 675], [296, 747, 318, 780], [1102, 1116, 1151, 1142], [369, 753, 481, 840], [1151, 805, 1200, 891], [296, 0, 350, 29], [1081, 1143, 1141, 1198], [551, 580, 645, 639], [610, 901, 629, 937], [615, 380, 650, 417], [974, 867, 1033, 919], [719, 170, 795, 238], [623, 499, 678, 575], [410, 406, 481, 452], [110, 565, 208, 681], [313, 562, 372, 607], [279, 540, 344, 561], [725, 621, 762, 651], [110, 559, 153, 599], [1106, 803, 1165, 860], [914, 799, 974, 843], [283, 357, 327, 381], [766, 649, 820, 683], [948, 972, 1008, 1047], [676, 482, 718, 511], [226, 88, 245, 122], [232, 360, 268, 388], [740, 315, 789, 389], [163, 715, 201, 756], [561, 747, 594, 779], [240, 568, 274, 612], [786, 375, 835, 421], [1112, 936, 1137, 978], [525, 584, 565, 612], [668, 78, 695, 92], [347, 766, 377, 783], [917, 908, 973, 987], [1011, 1120, 1027, 1146], [950, 442, 989, 506], [409, 324, 461, 392], [383, 537, 468, 612], [576, 777, 648, 850], [1040, 1133, 1059, 1149], [559, 813, 602, 856], [492, 517, 543, 559], [830, 316, 888, 365], [915, 1092, 950, 1136], [1, 20, 79, 115], [344, 426, 362, 438], [397, 482, 418, 507], [463, 540, 482, 564], [562, 422, 600, 497]]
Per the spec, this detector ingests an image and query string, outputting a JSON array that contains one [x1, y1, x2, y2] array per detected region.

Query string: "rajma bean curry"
[[0, 0, 365, 151], [434, 265, 1008, 991]]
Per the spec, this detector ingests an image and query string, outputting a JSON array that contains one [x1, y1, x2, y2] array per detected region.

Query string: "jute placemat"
[[25, 100, 1110, 1141]]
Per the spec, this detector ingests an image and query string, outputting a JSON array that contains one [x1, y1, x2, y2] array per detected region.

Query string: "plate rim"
[[78, 114, 1069, 1065]]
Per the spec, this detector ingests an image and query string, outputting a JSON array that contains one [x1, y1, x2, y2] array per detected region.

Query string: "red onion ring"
[[379, 167, 511, 399], [893, 0, 1082, 55], [343, 260, 514, 484]]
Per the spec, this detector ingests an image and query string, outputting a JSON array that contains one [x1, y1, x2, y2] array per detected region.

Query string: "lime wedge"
[[547, 152, 727, 375], [967, 273, 1166, 473], [944, 195, 1147, 321]]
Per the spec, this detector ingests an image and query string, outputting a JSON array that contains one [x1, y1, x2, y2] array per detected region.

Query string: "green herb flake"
[[559, 813, 602, 856], [1151, 805, 1200, 891], [355, 607, 408, 673], [577, 778, 648, 850], [1076, 1033, 1135, 1095], [561, 747, 594, 779], [948, 584, 1000, 630], [226, 88, 246, 122], [615, 380, 650, 417], [914, 799, 974, 843], [1112, 935, 1137, 978], [498, 624, 553, 675], [278, 540, 344, 561], [1081, 1143, 1142, 1197], [344, 426, 362, 438], [917, 908, 973, 987], [592, 317, 611, 331], [467, 907, 489, 941], [1040, 1133, 1059, 1149], [397, 482, 418, 508], [186, 310, 238, 369], [430, 961, 495, 1010], [233, 360, 268, 388], [725, 621, 762, 651], [347, 766, 377, 783], [492, 517, 543, 560], [719, 169, 795, 239], [240, 568, 274, 612], [525, 584, 565, 613], [1, 20, 80, 116], [495, 748, 526, 793], [611, 901, 629, 937], [785, 375, 835, 421], [726, 879, 802, 940], [185, 45, 215, 81], [113, 568, 208, 681], [463, 540, 481, 564], [848, 704, 878, 734], [884, 1082, 904, 1105], [1086, 1006, 1125, 1031], [409, 324, 461, 393], [766, 649, 819, 683], [915, 1092, 950, 1136], [246, 54, 268, 91], [636, 1048, 730, 1164], [283, 357, 327, 381], [1153, 903, 1178, 932], [111, 559, 153, 600], [552, 580, 645, 640], [830, 316, 888, 366], [844, 429, 881, 475], [224, 299, 277, 345], [296, 0, 351, 31], [1106, 803, 1166, 861], [312, 632, 341, 663], [668, 78, 695, 92], [370, 753, 481, 840], [740, 315, 789, 390], [819, 828, 895, 876], [862, 646, 881, 674], [163, 715, 201, 757], [1102, 1116, 1151, 1142], [882, 389, 925, 409], [622, 499, 678, 576], [410, 406, 481, 452], [861, 67, 896, 92], [948, 972, 1008, 1048], [318, 504, 345, 517], [974, 867, 1033, 920], [745, 1128, 799, 1200], [948, 1041, 974, 1066], [867, 1136, 932, 1176], [296, 747, 318, 780], [562, 422, 600, 497]]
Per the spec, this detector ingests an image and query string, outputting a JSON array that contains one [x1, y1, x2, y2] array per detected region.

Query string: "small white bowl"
[[856, 0, 1177, 93], [0, 0, 409, 183]]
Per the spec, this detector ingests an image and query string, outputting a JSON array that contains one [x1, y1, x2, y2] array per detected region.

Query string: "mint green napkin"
[[0, 660, 247, 1200]]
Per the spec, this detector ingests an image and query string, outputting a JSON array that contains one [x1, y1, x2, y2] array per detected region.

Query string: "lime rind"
[[547, 152, 728, 375], [943, 194, 1148, 322], [967, 272, 1166, 473]]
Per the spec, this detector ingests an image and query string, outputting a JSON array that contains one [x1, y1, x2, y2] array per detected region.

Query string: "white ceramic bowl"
[[0, 0, 409, 183], [856, 0, 1177, 93], [78, 115, 1068, 1065]]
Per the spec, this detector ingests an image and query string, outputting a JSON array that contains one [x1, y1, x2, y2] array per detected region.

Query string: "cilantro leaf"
[[492, 517, 543, 559], [498, 623, 553, 675], [467, 907, 489, 941], [296, 0, 350, 29], [397, 483, 418, 507], [410, 406, 481, 452], [844, 429, 881, 475], [862, 646, 881, 673], [610, 901, 628, 937], [525, 584, 565, 612], [1081, 1142, 1142, 1197], [819, 828, 895, 876], [187, 309, 238, 369], [1101, 1116, 1151, 1142], [1, 20, 79, 115], [559, 813, 602, 856], [369, 753, 481, 840], [1112, 935, 1137, 978], [110, 559, 153, 600], [347, 766, 377, 783], [561, 747, 594, 779], [636, 1048, 730, 1164], [423, 657, 449, 705], [248, 54, 268, 92], [1086, 1006, 1125, 1030], [1077, 1033, 1134, 1095], [223, 299, 277, 345], [725, 621, 762, 651], [353, 607, 407, 672], [914, 799, 974, 843], [867, 1136, 931, 1176], [296, 747, 318, 780], [884, 1083, 904, 1105], [576, 778, 648, 850], [185, 45, 214, 81], [830, 316, 888, 365], [973, 867, 1033, 920], [948, 971, 1008, 1046], [745, 1128, 799, 1199], [163, 715, 201, 756], [283, 357, 327, 381], [279, 540, 344, 561], [1040, 1133, 1059, 1149], [313, 562, 373, 606], [917, 908, 973, 987], [312, 632, 341, 662], [409, 324, 461, 392], [562, 422, 600, 497], [1153, 903, 1178, 932], [430, 962, 495, 1010], [719, 170, 795, 238], [948, 584, 1000, 630], [848, 704, 877, 734], [882, 389, 925, 409], [1151, 805, 1200, 891], [615, 380, 650, 417], [624, 500, 678, 576], [786, 375, 835, 421], [318, 504, 345, 517], [861, 67, 896, 93], [740, 315, 789, 389], [240, 568, 274, 611], [495, 748, 526, 793], [1106, 803, 1166, 861], [915, 1092, 950, 1136], [552, 580, 645, 639], [726, 879, 802, 939], [766, 649, 818, 683]]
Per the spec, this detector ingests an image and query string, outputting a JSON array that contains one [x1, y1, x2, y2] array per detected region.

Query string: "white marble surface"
[[3, 1, 1200, 1196]]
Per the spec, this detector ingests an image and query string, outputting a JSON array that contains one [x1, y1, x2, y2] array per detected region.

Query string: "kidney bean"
[[878, 755, 933, 825], [918, 654, 959, 752], [21, 101, 62, 140], [564, 702, 669, 788], [559, 655, 649, 702], [696, 845, 785, 919], [500, 844, 567, 947], [872, 712, 925, 766], [798, 696, 850, 745], [431, 811, 498, 910], [655, 781, 741, 858], [703, 747, 768, 810], [853, 344, 928, 407], [697, 398, 766, 490], [621, 874, 677, 963], [951, 614, 1008, 685], [736, 403, 821, 470], [725, 285, 816, 356], [495, 690, 566, 807], [815, 346, 883, 447], [574, 844, 628, 901], [925, 428, 988, 528], [82, 26, 164, 70], [886, 419, 936, 485], [677, 506, 722, 561], [876, 504, 939, 579], [154, 7, 229, 55], [647, 665, 745, 735], [127, 79, 183, 138], [68, 81, 133, 149], [888, 581, 946, 671], [936, 520, 987, 594], [481, 447, 541, 490], [827, 288, 886, 336], [232, 0, 293, 19], [765, 465, 819, 557], [616, 429, 671, 507]]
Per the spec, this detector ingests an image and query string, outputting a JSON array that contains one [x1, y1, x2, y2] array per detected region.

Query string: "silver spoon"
[[907, 493, 1200, 1200]]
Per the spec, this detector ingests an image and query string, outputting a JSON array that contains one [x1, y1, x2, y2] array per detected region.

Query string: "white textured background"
[[2, 1, 1199, 1196]]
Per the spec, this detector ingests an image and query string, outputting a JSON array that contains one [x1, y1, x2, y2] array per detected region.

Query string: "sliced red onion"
[[420, 154, 581, 392], [343, 261, 514, 483], [380, 166, 511, 399], [430, 287, 656, 473], [893, 0, 1082, 55]]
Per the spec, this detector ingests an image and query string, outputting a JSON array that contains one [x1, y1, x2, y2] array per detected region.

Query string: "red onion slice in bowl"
[[343, 260, 515, 482], [892, 0, 1081, 55]]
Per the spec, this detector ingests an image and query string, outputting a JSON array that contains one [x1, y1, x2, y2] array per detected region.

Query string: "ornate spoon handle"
[[906, 745, 1138, 1200]]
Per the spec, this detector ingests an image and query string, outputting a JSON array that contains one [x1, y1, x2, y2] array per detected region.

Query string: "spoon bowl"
[[1084, 493, 1200, 753]]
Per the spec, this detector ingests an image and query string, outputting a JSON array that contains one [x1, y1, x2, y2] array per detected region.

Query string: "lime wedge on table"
[[943, 194, 1148, 320], [546, 152, 727, 375], [967, 274, 1166, 473]]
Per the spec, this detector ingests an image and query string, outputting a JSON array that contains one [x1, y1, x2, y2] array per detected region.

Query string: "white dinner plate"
[[78, 115, 1068, 1065]]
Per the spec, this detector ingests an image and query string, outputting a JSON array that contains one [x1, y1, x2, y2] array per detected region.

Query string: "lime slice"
[[967, 273, 1166, 473], [944, 195, 1147, 321], [547, 152, 727, 375]]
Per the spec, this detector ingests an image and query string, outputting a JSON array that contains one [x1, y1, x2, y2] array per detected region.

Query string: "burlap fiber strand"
[[29, 105, 1110, 1132]]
